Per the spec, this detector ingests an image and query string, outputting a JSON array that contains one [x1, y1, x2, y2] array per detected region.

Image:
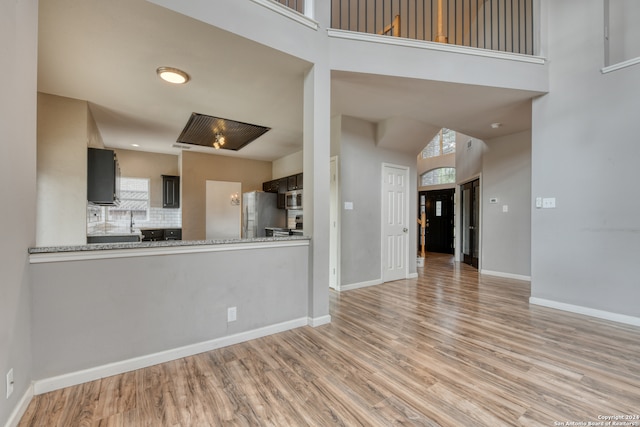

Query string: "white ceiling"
[[331, 71, 539, 142], [38, 0, 541, 161]]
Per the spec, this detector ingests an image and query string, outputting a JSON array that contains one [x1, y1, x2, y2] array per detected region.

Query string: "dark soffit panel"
[[176, 112, 270, 151]]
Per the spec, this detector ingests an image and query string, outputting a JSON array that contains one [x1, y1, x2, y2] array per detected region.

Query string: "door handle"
[[403, 228, 408, 233]]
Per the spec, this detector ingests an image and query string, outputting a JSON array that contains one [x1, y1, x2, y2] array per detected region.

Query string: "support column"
[[303, 64, 331, 326]]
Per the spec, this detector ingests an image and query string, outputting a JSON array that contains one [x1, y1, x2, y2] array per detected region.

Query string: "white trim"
[[529, 297, 640, 327], [308, 315, 332, 327], [407, 272, 418, 279], [329, 156, 340, 291], [341, 278, 383, 292], [4, 384, 33, 427], [33, 317, 309, 395], [250, 0, 318, 30], [327, 28, 546, 65], [29, 239, 309, 264], [481, 269, 531, 282], [601, 56, 640, 74]]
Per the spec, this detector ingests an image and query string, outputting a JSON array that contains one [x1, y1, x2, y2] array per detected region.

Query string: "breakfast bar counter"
[[29, 235, 310, 262]]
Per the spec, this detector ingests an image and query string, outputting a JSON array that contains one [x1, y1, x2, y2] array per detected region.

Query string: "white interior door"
[[206, 180, 241, 239], [382, 164, 409, 282]]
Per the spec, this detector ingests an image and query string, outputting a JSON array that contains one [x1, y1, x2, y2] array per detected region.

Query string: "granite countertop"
[[87, 228, 142, 237], [29, 235, 310, 254]]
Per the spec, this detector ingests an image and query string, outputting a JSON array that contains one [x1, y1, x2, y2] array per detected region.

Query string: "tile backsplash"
[[87, 205, 182, 233]]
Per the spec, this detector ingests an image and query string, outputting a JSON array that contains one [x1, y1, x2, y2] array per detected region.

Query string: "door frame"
[[419, 188, 455, 255], [456, 174, 482, 269], [329, 156, 340, 290], [381, 162, 411, 282]]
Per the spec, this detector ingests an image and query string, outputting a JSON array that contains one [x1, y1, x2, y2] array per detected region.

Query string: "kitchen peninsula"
[[28, 235, 313, 394]]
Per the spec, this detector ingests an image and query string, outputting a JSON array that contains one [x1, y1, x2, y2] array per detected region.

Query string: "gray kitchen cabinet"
[[87, 148, 120, 205]]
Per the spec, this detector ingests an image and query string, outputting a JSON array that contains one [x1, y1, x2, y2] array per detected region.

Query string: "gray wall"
[[455, 134, 485, 184], [531, 0, 640, 317], [339, 115, 418, 286], [31, 245, 309, 379], [482, 130, 532, 277], [0, 0, 37, 424]]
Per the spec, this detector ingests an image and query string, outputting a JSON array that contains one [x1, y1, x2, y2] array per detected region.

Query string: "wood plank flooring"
[[19, 253, 640, 426]]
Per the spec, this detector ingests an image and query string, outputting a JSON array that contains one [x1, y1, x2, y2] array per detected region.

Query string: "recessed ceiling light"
[[131, 143, 140, 147], [157, 66, 190, 84], [491, 122, 502, 129]]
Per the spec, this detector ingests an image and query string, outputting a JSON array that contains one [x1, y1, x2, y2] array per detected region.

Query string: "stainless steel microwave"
[[285, 190, 302, 210]]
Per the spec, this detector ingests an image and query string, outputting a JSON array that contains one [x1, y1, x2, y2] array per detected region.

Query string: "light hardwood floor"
[[19, 253, 640, 426]]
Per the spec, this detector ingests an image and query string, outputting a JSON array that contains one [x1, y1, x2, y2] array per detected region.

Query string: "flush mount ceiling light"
[[156, 66, 190, 84], [491, 122, 502, 129]]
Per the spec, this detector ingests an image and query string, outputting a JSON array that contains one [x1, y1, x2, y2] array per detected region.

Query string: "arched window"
[[422, 129, 456, 158], [421, 167, 456, 186]]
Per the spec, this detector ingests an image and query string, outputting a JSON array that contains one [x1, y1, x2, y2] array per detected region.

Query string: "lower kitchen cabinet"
[[164, 229, 182, 240], [141, 229, 163, 241], [141, 228, 182, 241], [87, 235, 140, 244]]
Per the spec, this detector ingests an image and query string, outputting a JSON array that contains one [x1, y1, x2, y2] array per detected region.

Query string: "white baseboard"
[[340, 278, 383, 291], [33, 317, 309, 395], [481, 269, 531, 282], [308, 315, 332, 327], [529, 297, 640, 327], [4, 384, 33, 427], [407, 272, 418, 279]]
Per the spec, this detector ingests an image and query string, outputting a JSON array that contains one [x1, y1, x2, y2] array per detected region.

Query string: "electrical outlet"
[[227, 307, 237, 322], [6, 369, 14, 399]]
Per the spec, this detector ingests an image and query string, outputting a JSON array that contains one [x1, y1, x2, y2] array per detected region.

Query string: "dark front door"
[[418, 189, 454, 255], [461, 179, 480, 268]]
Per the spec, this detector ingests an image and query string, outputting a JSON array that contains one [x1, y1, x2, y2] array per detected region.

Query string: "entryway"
[[418, 189, 455, 255]]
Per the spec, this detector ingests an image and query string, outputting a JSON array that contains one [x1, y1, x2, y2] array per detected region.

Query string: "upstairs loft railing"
[[275, 0, 305, 14], [331, 0, 536, 55]]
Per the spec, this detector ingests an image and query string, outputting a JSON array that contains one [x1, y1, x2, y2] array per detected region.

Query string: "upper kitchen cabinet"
[[262, 179, 279, 193], [286, 173, 303, 191], [87, 148, 120, 205], [162, 175, 180, 208]]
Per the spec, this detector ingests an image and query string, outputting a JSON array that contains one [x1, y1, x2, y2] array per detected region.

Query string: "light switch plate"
[[535, 197, 542, 208], [542, 198, 556, 209], [344, 202, 353, 210], [6, 369, 13, 399], [502, 205, 509, 213]]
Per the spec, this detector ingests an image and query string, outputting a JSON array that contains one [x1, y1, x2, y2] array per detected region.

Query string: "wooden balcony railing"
[[275, 0, 305, 14], [331, 0, 536, 55]]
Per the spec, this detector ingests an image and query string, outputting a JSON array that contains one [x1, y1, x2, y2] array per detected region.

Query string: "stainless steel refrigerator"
[[242, 191, 285, 238]]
